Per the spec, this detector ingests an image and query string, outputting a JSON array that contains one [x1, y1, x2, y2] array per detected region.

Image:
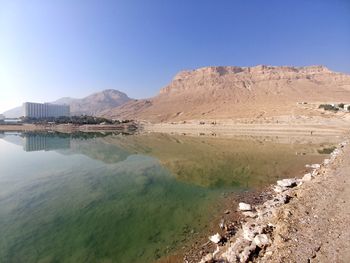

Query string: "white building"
[[0, 114, 4, 120], [23, 102, 70, 118]]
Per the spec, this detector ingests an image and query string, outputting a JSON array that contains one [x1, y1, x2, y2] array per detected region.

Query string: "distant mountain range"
[[3, 89, 131, 118], [4, 65, 350, 122]]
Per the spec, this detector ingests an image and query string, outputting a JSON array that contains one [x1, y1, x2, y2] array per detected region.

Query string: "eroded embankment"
[[199, 140, 350, 263]]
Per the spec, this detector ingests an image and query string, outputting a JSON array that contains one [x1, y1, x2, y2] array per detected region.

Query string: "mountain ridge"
[[101, 65, 350, 122]]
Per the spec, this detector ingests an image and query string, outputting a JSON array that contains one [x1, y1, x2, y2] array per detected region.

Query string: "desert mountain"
[[101, 65, 350, 122], [2, 106, 23, 118], [2, 89, 131, 117], [63, 89, 131, 116]]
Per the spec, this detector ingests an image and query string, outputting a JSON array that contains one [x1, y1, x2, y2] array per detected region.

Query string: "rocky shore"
[[197, 140, 349, 263]]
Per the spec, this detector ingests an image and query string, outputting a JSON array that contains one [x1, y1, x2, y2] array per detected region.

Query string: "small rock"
[[274, 185, 287, 193], [311, 169, 319, 176], [238, 202, 252, 211], [306, 164, 321, 169], [253, 234, 271, 247], [239, 242, 257, 262], [323, 159, 330, 165], [302, 173, 312, 182], [209, 233, 222, 244], [219, 219, 225, 229], [212, 245, 220, 257], [224, 210, 230, 214], [199, 253, 213, 263], [242, 224, 261, 241], [277, 178, 298, 188], [242, 211, 257, 218]]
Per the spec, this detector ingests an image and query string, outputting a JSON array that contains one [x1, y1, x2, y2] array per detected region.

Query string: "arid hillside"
[[65, 89, 131, 116], [101, 65, 350, 122]]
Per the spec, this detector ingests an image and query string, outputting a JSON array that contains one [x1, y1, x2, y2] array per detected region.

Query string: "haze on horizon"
[[0, 0, 349, 113]]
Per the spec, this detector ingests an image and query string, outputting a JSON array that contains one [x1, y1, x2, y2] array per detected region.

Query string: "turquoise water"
[[0, 132, 330, 263]]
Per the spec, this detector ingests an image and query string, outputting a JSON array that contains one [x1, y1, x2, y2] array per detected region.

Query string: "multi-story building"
[[0, 114, 5, 120], [23, 102, 70, 118]]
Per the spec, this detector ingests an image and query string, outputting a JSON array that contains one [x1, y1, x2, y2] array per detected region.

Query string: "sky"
[[0, 0, 350, 113]]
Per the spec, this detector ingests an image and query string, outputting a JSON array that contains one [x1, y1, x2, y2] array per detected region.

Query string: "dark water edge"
[[0, 132, 336, 263]]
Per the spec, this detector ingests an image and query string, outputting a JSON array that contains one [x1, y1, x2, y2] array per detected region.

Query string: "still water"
[[0, 132, 334, 263]]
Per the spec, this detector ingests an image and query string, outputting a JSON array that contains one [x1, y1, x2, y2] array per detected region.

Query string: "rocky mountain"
[[101, 65, 350, 122], [3, 106, 23, 118], [2, 89, 131, 118], [52, 97, 78, 105], [65, 89, 131, 116]]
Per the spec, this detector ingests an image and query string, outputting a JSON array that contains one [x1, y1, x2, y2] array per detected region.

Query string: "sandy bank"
[[197, 140, 350, 262]]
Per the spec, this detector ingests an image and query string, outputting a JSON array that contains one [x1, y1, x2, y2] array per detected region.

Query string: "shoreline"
[[3, 121, 349, 138], [143, 122, 350, 137], [0, 123, 138, 133], [195, 139, 349, 262]]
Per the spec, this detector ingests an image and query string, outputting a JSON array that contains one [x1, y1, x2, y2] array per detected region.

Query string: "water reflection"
[[24, 133, 71, 151], [0, 132, 337, 189], [0, 132, 220, 263], [0, 132, 337, 263]]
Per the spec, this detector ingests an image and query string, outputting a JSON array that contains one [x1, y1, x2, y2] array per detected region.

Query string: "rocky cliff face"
[[101, 65, 350, 122]]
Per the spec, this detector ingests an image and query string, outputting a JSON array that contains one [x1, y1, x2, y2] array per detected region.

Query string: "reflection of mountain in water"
[[0, 132, 332, 190], [97, 133, 332, 189], [1, 133, 24, 146], [67, 138, 131, 163]]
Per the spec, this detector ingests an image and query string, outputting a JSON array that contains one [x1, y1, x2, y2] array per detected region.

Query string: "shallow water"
[[0, 132, 334, 262]]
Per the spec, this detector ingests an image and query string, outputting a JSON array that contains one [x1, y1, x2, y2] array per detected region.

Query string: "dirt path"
[[258, 142, 350, 263]]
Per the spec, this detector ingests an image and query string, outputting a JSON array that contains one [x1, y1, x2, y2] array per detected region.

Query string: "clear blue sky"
[[0, 0, 349, 112]]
